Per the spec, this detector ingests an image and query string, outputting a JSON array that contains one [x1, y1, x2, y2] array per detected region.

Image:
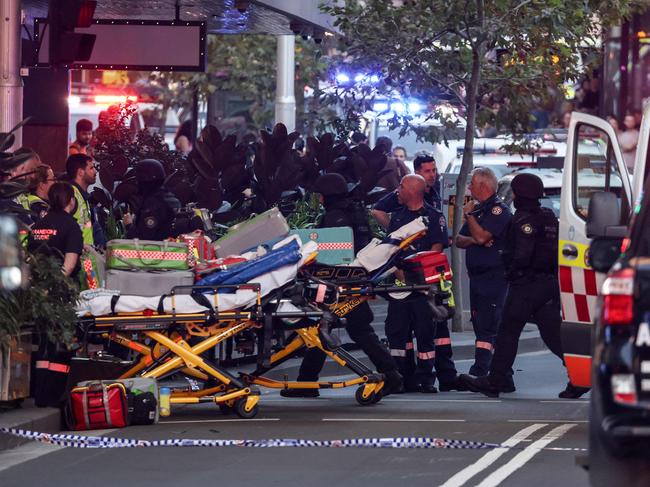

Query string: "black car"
[[587, 182, 650, 485]]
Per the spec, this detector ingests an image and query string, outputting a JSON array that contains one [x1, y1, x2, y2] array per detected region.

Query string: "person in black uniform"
[[281, 173, 403, 397], [28, 182, 83, 407], [460, 173, 589, 398], [383, 174, 449, 393], [374, 156, 463, 391], [455, 167, 512, 378], [123, 159, 182, 240]]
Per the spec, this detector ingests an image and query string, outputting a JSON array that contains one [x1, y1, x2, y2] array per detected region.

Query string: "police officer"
[[373, 158, 463, 392], [460, 173, 587, 398], [383, 175, 449, 393], [123, 159, 182, 240], [455, 167, 512, 378], [281, 173, 403, 397]]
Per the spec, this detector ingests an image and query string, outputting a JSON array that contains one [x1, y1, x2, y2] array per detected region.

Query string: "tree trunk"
[[450, 39, 483, 332]]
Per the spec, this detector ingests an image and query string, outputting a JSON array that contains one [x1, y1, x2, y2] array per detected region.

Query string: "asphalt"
[[0, 352, 591, 487]]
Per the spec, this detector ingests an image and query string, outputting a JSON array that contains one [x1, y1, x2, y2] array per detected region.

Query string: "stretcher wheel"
[[355, 386, 377, 406], [234, 398, 259, 419]]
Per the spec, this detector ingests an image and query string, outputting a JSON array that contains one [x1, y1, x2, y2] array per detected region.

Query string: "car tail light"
[[601, 268, 635, 325], [611, 374, 637, 405]]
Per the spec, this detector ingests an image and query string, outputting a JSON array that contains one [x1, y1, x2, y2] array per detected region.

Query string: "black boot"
[[280, 388, 320, 398], [558, 382, 590, 399], [459, 374, 502, 398], [382, 369, 404, 395], [439, 375, 469, 392]]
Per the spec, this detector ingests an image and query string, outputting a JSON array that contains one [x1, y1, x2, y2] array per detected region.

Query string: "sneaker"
[[459, 374, 503, 398], [439, 376, 469, 392], [280, 388, 320, 398], [558, 382, 590, 399]]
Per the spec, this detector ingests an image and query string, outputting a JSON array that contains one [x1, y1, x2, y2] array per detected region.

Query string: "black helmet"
[[314, 173, 348, 196], [511, 173, 544, 199], [135, 159, 165, 184]]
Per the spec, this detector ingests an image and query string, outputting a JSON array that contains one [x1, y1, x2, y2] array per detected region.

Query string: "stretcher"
[[74, 218, 452, 415], [235, 218, 455, 405]]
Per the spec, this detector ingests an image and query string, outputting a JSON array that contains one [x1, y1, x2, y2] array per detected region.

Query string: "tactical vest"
[[72, 185, 94, 246], [531, 207, 558, 273]]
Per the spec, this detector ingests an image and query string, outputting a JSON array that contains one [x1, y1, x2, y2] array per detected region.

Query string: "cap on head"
[[314, 173, 348, 196], [135, 159, 165, 184], [511, 173, 544, 199]]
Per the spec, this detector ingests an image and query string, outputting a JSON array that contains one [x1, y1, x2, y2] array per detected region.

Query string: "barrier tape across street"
[[0, 427, 586, 451]]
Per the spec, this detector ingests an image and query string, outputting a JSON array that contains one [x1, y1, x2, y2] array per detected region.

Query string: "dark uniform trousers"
[[385, 295, 437, 386], [469, 269, 508, 376], [297, 301, 396, 381], [489, 273, 563, 386], [434, 319, 458, 386]]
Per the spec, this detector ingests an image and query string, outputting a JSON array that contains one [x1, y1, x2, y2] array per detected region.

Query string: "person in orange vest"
[[69, 119, 95, 157]]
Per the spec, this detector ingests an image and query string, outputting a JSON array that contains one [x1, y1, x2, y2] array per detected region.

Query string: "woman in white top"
[[619, 114, 639, 173]]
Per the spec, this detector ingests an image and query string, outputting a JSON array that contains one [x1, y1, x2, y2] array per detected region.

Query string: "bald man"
[[381, 174, 451, 393]]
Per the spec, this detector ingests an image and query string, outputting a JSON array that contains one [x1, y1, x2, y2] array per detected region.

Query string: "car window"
[[573, 124, 629, 222]]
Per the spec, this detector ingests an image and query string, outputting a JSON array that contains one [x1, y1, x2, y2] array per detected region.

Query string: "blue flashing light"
[[335, 73, 350, 83], [369, 74, 380, 84], [373, 102, 389, 112]]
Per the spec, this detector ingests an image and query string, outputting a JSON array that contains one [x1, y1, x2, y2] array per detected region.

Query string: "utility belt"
[[468, 266, 504, 278]]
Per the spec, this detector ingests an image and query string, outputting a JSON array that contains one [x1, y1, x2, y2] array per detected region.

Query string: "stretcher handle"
[[271, 311, 325, 318], [169, 283, 262, 295], [338, 283, 434, 295]]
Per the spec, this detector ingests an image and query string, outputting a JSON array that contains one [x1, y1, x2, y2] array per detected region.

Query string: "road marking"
[[476, 423, 576, 487], [160, 418, 281, 424], [539, 400, 588, 404], [383, 399, 501, 403], [440, 423, 546, 487], [507, 419, 587, 423], [322, 418, 466, 422]]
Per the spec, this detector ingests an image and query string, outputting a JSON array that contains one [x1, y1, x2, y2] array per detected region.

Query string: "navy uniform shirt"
[[387, 202, 448, 253], [459, 193, 512, 276], [374, 183, 442, 213], [28, 210, 84, 277]]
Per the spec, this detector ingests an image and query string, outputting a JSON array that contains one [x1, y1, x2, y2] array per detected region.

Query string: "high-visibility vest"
[[72, 185, 94, 246]]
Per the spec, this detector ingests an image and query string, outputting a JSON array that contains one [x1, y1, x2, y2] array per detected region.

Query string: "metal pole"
[[0, 0, 23, 148], [275, 35, 296, 131]]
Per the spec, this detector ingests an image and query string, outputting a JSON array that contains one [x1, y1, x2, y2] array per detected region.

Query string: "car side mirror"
[[586, 192, 627, 238], [0, 216, 24, 290], [588, 237, 623, 273]]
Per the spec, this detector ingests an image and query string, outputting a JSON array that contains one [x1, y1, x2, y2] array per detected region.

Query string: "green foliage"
[[0, 253, 80, 348], [286, 194, 322, 229], [93, 102, 188, 178], [320, 0, 643, 142]]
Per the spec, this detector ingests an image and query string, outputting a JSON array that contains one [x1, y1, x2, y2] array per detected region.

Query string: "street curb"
[[0, 399, 61, 452]]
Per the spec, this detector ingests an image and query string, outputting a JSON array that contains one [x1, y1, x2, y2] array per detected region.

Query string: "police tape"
[[0, 427, 586, 451], [0, 427, 499, 449]]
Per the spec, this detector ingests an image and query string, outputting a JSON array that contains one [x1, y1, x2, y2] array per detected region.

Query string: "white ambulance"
[[559, 108, 649, 388]]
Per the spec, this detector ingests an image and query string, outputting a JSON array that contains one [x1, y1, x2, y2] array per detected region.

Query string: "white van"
[[559, 108, 648, 388]]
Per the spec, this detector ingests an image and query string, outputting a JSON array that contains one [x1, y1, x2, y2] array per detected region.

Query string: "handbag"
[[65, 382, 129, 431], [106, 239, 190, 271]]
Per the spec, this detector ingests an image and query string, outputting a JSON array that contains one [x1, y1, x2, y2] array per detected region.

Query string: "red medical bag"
[[179, 231, 215, 265], [66, 382, 129, 431], [401, 251, 452, 285]]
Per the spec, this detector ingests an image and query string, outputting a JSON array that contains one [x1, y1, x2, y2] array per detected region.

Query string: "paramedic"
[[281, 172, 404, 397], [455, 167, 512, 378], [383, 174, 448, 393], [460, 173, 589, 398]]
